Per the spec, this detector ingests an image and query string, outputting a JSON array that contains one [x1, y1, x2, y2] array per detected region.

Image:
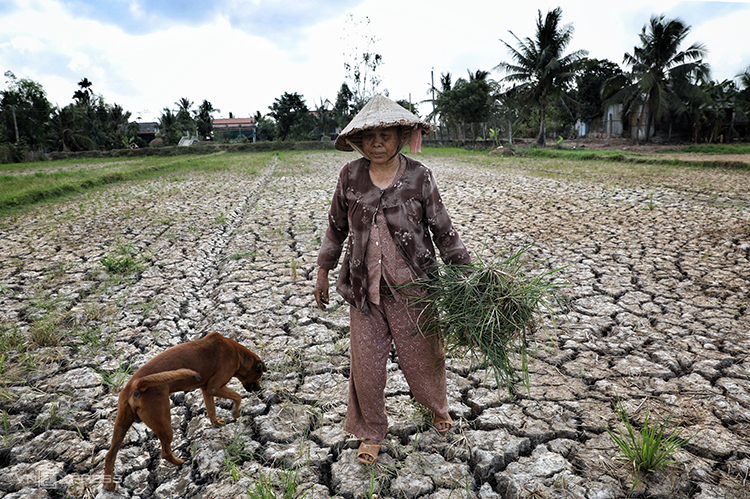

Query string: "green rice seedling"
[[101, 244, 144, 275], [279, 466, 307, 499], [290, 257, 297, 280], [0, 326, 24, 356], [98, 361, 133, 392], [223, 425, 253, 481], [30, 312, 63, 347], [247, 469, 275, 499], [76, 325, 112, 357], [246, 466, 309, 499], [229, 250, 257, 261], [605, 395, 691, 490], [414, 245, 565, 395]]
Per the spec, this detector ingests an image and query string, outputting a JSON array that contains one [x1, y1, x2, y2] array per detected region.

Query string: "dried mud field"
[[1, 150, 749, 499]]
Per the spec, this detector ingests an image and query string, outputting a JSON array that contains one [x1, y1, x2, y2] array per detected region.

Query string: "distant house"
[[213, 117, 257, 142], [134, 121, 160, 144]]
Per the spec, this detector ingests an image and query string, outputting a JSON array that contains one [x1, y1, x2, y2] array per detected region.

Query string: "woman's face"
[[361, 127, 400, 166]]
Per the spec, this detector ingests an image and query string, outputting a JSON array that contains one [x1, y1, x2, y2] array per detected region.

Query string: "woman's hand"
[[313, 268, 330, 310]]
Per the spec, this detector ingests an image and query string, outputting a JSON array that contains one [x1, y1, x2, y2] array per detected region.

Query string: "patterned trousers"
[[345, 291, 451, 441]]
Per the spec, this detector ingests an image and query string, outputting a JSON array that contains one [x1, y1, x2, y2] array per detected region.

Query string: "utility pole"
[[431, 68, 440, 140]]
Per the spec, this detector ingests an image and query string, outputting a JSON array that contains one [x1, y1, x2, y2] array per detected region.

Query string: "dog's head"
[[236, 350, 266, 392]]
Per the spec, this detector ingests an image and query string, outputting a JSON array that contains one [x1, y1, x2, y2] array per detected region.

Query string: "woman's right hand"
[[313, 268, 330, 310]]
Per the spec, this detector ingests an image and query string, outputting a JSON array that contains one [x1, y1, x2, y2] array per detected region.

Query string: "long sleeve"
[[317, 167, 349, 271]]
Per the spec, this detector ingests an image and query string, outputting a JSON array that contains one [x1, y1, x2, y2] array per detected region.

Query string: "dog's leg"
[[103, 401, 135, 491], [213, 386, 243, 419], [139, 396, 185, 466], [200, 387, 225, 426]]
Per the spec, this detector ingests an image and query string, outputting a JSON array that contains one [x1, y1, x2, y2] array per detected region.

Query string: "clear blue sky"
[[2, 0, 748, 122]]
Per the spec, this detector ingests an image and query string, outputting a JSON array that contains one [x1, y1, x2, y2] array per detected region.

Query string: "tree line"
[[439, 8, 750, 147], [3, 7, 750, 163]]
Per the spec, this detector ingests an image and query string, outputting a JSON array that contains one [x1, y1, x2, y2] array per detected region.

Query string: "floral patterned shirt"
[[317, 154, 471, 313]]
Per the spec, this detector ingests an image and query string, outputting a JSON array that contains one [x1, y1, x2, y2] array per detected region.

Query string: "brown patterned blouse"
[[317, 154, 471, 314]]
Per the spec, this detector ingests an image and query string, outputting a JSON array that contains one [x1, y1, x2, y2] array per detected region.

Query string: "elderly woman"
[[313, 95, 471, 464]]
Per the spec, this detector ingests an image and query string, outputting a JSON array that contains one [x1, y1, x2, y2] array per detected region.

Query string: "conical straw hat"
[[334, 94, 435, 152]]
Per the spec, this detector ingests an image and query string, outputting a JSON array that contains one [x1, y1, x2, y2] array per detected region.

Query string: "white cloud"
[[1, 0, 748, 123], [10, 36, 47, 52]]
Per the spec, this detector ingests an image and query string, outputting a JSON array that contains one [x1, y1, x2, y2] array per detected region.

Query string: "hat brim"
[[334, 94, 435, 152]]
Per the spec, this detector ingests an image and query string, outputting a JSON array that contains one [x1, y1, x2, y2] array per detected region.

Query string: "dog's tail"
[[132, 368, 200, 395]]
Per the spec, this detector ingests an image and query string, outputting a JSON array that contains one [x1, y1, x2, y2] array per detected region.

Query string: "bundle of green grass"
[[417, 246, 565, 395]]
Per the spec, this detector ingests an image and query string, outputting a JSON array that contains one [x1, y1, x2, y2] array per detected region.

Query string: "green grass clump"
[[605, 396, 691, 490], [247, 467, 308, 499], [101, 244, 144, 275], [416, 246, 565, 394]]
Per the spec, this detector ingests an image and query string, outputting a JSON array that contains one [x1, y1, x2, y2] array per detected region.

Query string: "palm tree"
[[610, 15, 709, 143], [159, 108, 177, 145], [73, 77, 94, 107], [194, 100, 218, 140], [495, 7, 587, 146], [47, 105, 96, 152], [735, 66, 750, 140], [176, 97, 193, 114]]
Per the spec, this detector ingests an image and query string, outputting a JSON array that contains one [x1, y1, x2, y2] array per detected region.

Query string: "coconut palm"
[[495, 7, 587, 146], [176, 97, 193, 114], [735, 66, 750, 139], [609, 15, 709, 143]]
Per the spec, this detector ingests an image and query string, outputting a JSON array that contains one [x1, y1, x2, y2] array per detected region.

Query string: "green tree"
[[312, 97, 334, 139], [175, 97, 197, 138], [435, 70, 496, 140], [396, 99, 418, 115], [332, 82, 356, 129], [428, 73, 456, 138], [734, 66, 750, 140], [72, 77, 93, 107], [495, 84, 534, 144], [1, 72, 53, 151], [194, 100, 219, 140], [495, 7, 588, 146], [47, 104, 96, 152], [254, 110, 275, 141], [268, 92, 315, 141], [575, 58, 625, 122], [607, 15, 709, 143], [159, 108, 178, 145]]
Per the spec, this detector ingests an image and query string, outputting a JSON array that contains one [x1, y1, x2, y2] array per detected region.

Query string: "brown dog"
[[102, 332, 265, 491]]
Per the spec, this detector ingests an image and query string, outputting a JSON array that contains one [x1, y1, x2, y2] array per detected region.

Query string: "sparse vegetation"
[[605, 396, 691, 490], [101, 244, 144, 275], [97, 361, 134, 392]]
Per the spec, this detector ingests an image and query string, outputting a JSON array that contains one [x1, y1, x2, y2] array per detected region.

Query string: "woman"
[[313, 94, 471, 464]]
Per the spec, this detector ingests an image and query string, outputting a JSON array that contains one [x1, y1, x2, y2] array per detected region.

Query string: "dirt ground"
[[0, 149, 749, 499]]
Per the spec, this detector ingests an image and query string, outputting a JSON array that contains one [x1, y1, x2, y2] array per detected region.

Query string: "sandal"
[[433, 417, 453, 434], [357, 442, 381, 465]]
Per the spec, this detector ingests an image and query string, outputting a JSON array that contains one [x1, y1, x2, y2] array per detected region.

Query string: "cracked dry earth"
[[1, 150, 749, 499]]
